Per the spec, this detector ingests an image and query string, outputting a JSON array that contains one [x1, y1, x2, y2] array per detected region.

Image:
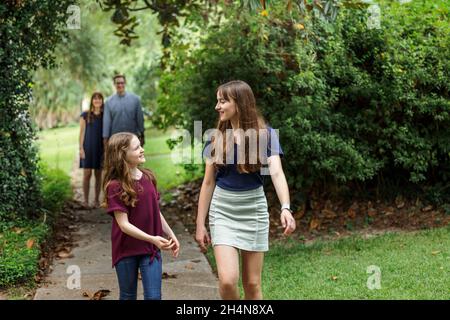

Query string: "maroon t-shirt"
[[106, 174, 163, 267]]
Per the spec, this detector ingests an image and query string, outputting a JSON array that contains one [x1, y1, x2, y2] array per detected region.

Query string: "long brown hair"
[[102, 132, 157, 208], [211, 80, 266, 173], [87, 92, 104, 123]]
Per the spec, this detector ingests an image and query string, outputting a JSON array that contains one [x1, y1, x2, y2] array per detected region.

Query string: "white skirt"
[[209, 185, 269, 252]]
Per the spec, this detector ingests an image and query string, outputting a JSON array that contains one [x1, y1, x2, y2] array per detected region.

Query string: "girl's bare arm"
[[196, 162, 216, 227], [195, 162, 216, 251], [268, 155, 296, 235], [114, 211, 174, 250], [79, 116, 86, 158], [160, 212, 175, 239]]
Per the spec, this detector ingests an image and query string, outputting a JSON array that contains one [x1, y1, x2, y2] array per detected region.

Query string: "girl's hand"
[[280, 210, 296, 236], [80, 148, 85, 159], [168, 235, 180, 258], [195, 225, 211, 253], [150, 236, 175, 251]]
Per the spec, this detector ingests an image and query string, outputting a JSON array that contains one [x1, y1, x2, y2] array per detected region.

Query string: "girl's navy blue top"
[[202, 127, 284, 191]]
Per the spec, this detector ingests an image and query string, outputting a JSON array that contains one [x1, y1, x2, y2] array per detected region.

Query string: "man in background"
[[103, 74, 145, 147]]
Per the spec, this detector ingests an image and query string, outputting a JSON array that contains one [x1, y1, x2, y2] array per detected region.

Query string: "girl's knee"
[[243, 280, 261, 292], [219, 274, 239, 290], [84, 171, 92, 178]]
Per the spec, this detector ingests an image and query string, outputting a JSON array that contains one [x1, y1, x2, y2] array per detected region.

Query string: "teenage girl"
[[196, 80, 296, 300]]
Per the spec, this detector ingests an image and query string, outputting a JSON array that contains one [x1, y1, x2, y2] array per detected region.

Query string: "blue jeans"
[[114, 254, 162, 300]]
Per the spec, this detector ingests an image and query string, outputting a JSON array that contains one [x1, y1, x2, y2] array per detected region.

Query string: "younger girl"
[[196, 80, 296, 300], [79, 92, 104, 208], [102, 132, 180, 300]]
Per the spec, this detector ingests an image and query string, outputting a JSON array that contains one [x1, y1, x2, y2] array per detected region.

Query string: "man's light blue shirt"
[[102, 91, 144, 138]]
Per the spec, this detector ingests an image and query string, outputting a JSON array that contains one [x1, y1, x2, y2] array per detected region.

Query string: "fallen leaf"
[[295, 209, 305, 219], [422, 205, 433, 212], [26, 238, 35, 249], [82, 291, 92, 299], [309, 218, 320, 230], [13, 227, 24, 234], [395, 196, 405, 209], [185, 263, 195, 270], [57, 251, 74, 259], [191, 259, 201, 263], [91, 289, 111, 300], [162, 272, 177, 279], [367, 208, 377, 217], [396, 202, 405, 209], [431, 250, 441, 255], [39, 257, 48, 269], [384, 206, 395, 215], [331, 276, 338, 281], [294, 23, 305, 30], [347, 207, 356, 219], [322, 209, 337, 219]]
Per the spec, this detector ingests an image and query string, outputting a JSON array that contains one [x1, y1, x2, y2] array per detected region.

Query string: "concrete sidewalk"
[[34, 160, 219, 300]]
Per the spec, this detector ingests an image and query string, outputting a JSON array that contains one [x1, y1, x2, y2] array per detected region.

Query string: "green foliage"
[[40, 165, 73, 219], [142, 129, 203, 191], [31, 6, 110, 129], [155, 0, 450, 199], [0, 165, 72, 288], [97, 0, 210, 48], [0, 1, 73, 223], [31, 1, 162, 129], [0, 222, 48, 288]]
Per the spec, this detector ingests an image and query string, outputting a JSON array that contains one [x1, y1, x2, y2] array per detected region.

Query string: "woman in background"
[[79, 92, 104, 208]]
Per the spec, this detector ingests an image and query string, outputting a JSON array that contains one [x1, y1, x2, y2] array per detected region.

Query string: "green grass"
[[206, 226, 450, 299], [143, 128, 203, 191], [143, 128, 174, 155], [36, 124, 203, 191], [145, 155, 198, 191], [37, 124, 79, 175]]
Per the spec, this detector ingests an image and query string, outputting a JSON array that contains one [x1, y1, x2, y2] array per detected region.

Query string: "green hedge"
[[156, 0, 449, 201], [0, 1, 72, 222], [40, 165, 73, 218]]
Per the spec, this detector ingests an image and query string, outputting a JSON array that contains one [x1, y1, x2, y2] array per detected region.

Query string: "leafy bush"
[[156, 0, 450, 200], [0, 1, 72, 223], [40, 165, 73, 220]]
